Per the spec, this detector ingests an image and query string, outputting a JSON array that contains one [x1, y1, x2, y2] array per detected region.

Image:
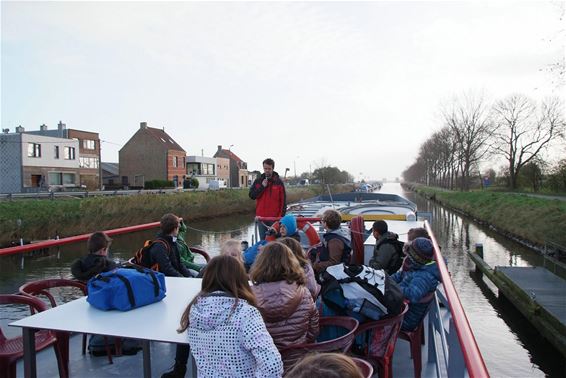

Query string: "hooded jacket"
[[70, 254, 117, 282], [369, 231, 402, 275], [252, 281, 319, 349], [188, 292, 283, 378], [249, 172, 286, 218], [391, 260, 441, 331]]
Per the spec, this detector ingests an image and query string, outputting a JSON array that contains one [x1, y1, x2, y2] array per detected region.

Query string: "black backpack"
[[380, 239, 405, 275], [320, 264, 404, 321]]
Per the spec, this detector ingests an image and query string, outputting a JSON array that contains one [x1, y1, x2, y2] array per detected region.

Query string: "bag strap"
[[145, 269, 160, 298], [113, 273, 136, 308]]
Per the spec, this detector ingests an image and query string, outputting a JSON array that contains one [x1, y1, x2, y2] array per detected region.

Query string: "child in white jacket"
[[177, 255, 283, 378]]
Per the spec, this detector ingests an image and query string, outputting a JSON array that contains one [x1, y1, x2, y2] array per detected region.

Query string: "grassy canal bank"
[[0, 185, 352, 246], [405, 183, 566, 251]]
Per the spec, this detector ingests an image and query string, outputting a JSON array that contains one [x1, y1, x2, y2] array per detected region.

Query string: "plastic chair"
[[19, 278, 120, 365], [351, 357, 374, 378], [279, 316, 359, 371], [353, 303, 408, 378], [398, 293, 434, 378], [189, 246, 211, 262], [0, 294, 66, 378]]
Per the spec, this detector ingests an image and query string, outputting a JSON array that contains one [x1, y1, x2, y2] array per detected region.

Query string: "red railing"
[[0, 222, 160, 257], [425, 220, 489, 378]]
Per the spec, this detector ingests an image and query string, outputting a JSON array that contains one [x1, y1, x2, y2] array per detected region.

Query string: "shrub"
[[144, 180, 174, 189]]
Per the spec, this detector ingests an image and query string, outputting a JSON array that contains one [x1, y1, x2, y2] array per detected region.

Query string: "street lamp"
[[294, 156, 300, 178], [228, 144, 234, 188]]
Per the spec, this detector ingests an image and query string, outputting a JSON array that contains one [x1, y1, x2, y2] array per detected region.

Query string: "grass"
[[411, 184, 566, 248], [0, 184, 350, 246]]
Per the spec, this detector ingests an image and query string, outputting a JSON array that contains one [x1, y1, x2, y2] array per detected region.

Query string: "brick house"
[[213, 145, 248, 188], [119, 122, 186, 188]]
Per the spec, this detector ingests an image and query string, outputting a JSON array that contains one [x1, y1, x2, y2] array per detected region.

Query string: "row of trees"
[[402, 93, 565, 191], [297, 166, 354, 184]]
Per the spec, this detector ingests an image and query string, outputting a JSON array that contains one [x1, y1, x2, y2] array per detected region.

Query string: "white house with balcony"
[[186, 155, 223, 189]]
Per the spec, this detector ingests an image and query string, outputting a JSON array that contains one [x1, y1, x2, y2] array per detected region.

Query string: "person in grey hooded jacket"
[[369, 220, 402, 275]]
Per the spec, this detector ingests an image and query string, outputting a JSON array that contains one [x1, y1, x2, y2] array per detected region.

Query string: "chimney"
[[15, 125, 25, 133], [40, 124, 48, 131], [57, 121, 66, 131], [140, 122, 147, 129], [217, 145, 222, 151]]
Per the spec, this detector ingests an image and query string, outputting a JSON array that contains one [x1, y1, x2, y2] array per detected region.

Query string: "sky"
[[1, 0, 564, 181]]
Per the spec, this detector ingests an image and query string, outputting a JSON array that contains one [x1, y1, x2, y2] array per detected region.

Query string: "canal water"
[[0, 183, 563, 377]]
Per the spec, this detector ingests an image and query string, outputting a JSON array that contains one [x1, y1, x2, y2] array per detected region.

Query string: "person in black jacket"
[[71, 231, 117, 282], [148, 213, 192, 278]]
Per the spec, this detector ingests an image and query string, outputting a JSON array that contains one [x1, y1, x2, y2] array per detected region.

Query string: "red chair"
[[19, 278, 120, 365], [0, 294, 66, 378], [353, 303, 408, 378], [279, 316, 359, 372], [351, 357, 374, 378], [398, 293, 435, 378], [189, 246, 211, 262]]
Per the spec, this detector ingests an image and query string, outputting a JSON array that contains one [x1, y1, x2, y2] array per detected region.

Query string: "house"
[[186, 155, 218, 189], [0, 126, 80, 193], [101, 162, 119, 188], [213, 145, 248, 188], [18, 121, 102, 190], [119, 122, 186, 188]]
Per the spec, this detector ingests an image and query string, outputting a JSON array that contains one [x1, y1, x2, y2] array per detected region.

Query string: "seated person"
[[177, 218, 205, 276], [279, 237, 320, 299], [285, 352, 364, 378], [312, 209, 352, 275], [71, 231, 117, 282], [220, 239, 244, 264], [368, 220, 402, 275], [243, 214, 301, 269], [391, 237, 441, 331]]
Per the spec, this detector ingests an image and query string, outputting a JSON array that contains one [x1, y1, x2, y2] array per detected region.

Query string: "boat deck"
[[16, 331, 439, 377]]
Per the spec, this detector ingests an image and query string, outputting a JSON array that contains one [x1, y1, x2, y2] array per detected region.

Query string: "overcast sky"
[[2, 1, 564, 181]]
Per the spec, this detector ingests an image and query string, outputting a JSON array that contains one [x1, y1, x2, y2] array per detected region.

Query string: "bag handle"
[[113, 273, 136, 308]]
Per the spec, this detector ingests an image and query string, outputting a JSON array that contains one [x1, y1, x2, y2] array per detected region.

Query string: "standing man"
[[249, 158, 287, 240]]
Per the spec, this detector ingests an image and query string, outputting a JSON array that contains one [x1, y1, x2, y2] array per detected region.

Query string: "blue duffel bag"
[[87, 266, 166, 311]]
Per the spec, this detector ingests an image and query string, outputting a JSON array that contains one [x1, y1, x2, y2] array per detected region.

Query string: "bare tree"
[[441, 92, 494, 191], [492, 94, 565, 189]]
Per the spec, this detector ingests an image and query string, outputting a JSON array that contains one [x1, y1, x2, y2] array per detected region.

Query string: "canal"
[[0, 183, 563, 377]]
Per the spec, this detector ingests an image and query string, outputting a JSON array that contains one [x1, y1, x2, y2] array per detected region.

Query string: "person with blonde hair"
[[176, 255, 283, 378], [285, 353, 364, 378], [220, 239, 243, 263], [278, 237, 320, 299], [249, 242, 319, 351]]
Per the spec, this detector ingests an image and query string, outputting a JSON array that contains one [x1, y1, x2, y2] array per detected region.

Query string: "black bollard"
[[475, 243, 483, 276]]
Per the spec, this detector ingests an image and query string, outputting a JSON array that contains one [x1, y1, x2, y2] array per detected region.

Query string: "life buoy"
[[297, 219, 321, 246], [264, 219, 320, 246], [350, 215, 365, 265]]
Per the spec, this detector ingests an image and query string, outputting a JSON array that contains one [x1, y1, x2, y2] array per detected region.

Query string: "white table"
[[10, 277, 202, 378]]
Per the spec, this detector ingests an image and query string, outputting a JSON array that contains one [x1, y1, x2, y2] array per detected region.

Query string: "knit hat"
[[406, 237, 434, 265], [279, 214, 297, 236]]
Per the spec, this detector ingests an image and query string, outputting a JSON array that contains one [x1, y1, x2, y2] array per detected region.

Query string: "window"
[[82, 139, 96, 149], [54, 146, 59, 159], [173, 156, 178, 168], [79, 157, 99, 168], [27, 143, 41, 157], [64, 147, 76, 160], [48, 172, 62, 185], [63, 173, 75, 185]]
